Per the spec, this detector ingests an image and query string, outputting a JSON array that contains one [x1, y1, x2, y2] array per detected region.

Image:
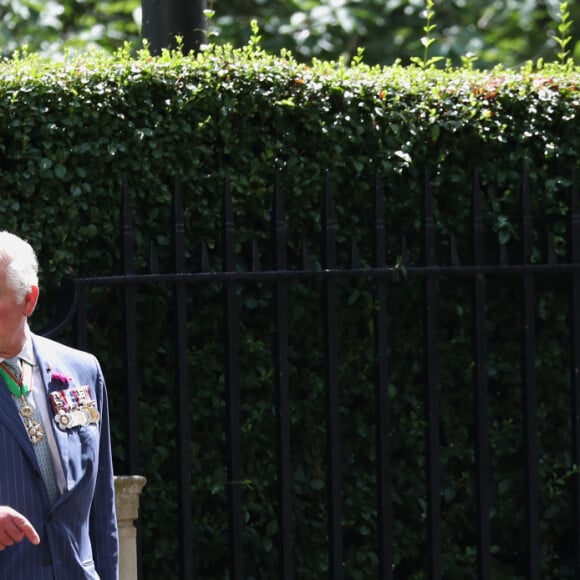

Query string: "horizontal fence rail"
[[42, 167, 580, 580]]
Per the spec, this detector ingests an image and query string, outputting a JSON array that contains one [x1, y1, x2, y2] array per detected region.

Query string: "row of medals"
[[54, 404, 100, 431], [18, 397, 100, 444], [51, 385, 101, 431]]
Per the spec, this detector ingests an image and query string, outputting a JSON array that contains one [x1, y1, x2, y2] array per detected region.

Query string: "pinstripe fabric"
[[0, 334, 118, 580], [10, 390, 60, 503]]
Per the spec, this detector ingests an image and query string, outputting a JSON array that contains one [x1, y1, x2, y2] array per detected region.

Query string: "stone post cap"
[[114, 475, 147, 522]]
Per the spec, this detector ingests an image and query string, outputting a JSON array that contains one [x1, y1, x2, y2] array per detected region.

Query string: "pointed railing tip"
[[401, 236, 410, 267], [351, 238, 361, 269], [547, 234, 557, 265], [323, 172, 337, 225], [302, 238, 312, 270], [450, 235, 461, 267], [121, 178, 135, 275], [252, 240, 261, 272], [223, 175, 234, 224], [222, 175, 237, 273], [374, 171, 385, 215], [122, 177, 131, 222], [201, 241, 210, 273], [150, 242, 160, 274], [173, 177, 184, 225], [273, 171, 286, 222], [499, 243, 509, 266]]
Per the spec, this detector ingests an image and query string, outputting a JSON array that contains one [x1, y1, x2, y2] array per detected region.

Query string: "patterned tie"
[[4, 357, 60, 504]]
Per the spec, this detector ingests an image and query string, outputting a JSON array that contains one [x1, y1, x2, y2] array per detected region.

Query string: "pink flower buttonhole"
[[51, 372, 71, 385]]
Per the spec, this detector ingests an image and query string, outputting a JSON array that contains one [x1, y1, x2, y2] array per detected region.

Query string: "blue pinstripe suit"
[[0, 334, 118, 580]]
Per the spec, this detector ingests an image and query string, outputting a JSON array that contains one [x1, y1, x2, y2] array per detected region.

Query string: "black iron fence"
[[42, 167, 580, 579]]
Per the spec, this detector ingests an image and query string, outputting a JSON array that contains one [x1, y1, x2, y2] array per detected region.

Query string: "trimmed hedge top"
[[0, 40, 578, 291]]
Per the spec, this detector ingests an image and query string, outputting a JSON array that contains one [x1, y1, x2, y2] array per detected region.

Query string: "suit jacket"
[[0, 333, 119, 580]]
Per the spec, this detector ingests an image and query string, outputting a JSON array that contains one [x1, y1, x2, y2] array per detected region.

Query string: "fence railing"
[[42, 167, 580, 579]]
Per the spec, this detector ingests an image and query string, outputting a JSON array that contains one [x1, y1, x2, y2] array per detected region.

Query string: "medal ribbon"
[[0, 361, 30, 397], [0, 360, 45, 445]]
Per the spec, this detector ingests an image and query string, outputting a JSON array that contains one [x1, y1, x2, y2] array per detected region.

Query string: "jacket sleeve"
[[89, 359, 119, 580]]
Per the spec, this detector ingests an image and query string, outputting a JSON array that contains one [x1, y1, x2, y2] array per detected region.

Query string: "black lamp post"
[[141, 0, 206, 55]]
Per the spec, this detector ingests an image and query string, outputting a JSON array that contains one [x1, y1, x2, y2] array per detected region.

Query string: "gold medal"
[[85, 405, 101, 424], [19, 403, 34, 419], [25, 418, 45, 444]]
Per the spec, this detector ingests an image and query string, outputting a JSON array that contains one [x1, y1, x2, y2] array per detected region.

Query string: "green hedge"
[[1, 38, 580, 578]]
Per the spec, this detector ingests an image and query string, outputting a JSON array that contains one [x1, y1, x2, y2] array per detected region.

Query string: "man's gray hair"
[[0, 231, 39, 303]]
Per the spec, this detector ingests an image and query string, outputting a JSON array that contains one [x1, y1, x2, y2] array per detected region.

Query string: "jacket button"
[[42, 557, 52, 566]]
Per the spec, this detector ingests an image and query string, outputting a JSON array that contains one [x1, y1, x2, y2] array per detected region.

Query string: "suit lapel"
[[32, 338, 70, 487]]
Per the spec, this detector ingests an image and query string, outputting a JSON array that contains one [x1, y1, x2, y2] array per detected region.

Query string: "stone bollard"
[[114, 475, 147, 580]]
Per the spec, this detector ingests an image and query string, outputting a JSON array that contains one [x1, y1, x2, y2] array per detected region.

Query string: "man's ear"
[[23, 285, 39, 317]]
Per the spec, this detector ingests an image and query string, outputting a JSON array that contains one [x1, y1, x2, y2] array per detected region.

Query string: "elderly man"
[[0, 231, 118, 579]]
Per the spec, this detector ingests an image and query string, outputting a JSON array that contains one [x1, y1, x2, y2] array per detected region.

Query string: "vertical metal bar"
[[472, 170, 491, 580], [374, 174, 393, 580], [521, 167, 540, 580], [322, 173, 344, 580], [173, 179, 194, 580], [251, 240, 261, 272], [75, 282, 88, 351], [223, 177, 244, 580], [272, 173, 295, 580], [569, 167, 580, 579], [122, 178, 140, 475], [423, 167, 441, 579], [201, 242, 210, 273], [150, 242, 160, 274]]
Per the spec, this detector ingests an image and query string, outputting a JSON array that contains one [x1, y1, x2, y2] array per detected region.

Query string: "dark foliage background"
[[0, 43, 579, 578]]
